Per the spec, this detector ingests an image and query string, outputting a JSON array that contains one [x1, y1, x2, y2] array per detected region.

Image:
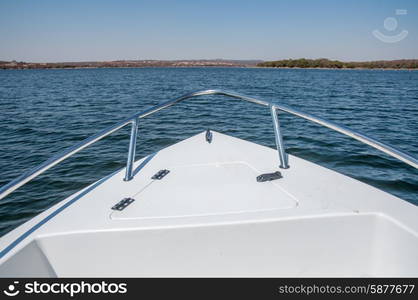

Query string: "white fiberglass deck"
[[0, 131, 417, 277]]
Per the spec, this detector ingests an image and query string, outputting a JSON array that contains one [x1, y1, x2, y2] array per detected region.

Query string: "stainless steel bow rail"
[[0, 89, 417, 201]]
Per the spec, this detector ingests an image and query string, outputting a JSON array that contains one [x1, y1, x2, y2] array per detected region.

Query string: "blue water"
[[0, 68, 417, 236]]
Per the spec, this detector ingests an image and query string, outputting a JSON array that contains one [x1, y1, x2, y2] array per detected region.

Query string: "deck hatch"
[[111, 162, 296, 220]]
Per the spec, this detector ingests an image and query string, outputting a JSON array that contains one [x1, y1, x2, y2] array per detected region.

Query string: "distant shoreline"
[[1, 58, 418, 70], [252, 66, 418, 71], [257, 58, 418, 70], [0, 66, 253, 70], [1, 66, 418, 71], [0, 59, 260, 70]]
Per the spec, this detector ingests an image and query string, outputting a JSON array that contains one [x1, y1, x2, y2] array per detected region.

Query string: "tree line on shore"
[[257, 58, 418, 69]]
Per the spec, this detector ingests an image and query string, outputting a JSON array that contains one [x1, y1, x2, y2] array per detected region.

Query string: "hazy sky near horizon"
[[1, 0, 417, 62]]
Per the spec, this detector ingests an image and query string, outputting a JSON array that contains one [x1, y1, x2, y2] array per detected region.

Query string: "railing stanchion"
[[124, 118, 139, 181], [270, 105, 289, 169]]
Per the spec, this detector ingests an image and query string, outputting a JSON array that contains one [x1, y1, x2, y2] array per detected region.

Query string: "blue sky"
[[0, 0, 417, 62]]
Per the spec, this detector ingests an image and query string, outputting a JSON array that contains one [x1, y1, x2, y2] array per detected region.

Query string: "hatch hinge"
[[152, 169, 170, 180], [205, 129, 212, 143], [256, 171, 282, 182], [111, 197, 135, 211]]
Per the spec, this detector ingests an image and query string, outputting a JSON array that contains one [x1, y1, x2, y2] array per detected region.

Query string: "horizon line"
[[2, 57, 418, 64]]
